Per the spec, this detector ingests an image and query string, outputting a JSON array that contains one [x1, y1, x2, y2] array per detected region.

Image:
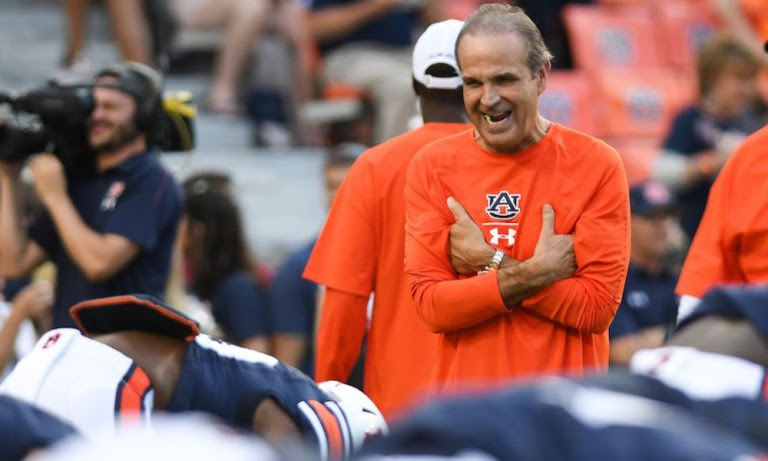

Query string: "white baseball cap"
[[412, 19, 465, 90]]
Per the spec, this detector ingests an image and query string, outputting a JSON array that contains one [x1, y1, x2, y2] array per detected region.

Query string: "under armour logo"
[[486, 191, 521, 219], [42, 333, 62, 349], [489, 227, 517, 246]]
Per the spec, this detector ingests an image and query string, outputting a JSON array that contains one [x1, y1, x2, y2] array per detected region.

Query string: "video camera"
[[0, 81, 196, 177]]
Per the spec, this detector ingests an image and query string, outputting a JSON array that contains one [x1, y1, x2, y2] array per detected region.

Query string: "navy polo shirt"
[[662, 105, 763, 239], [30, 151, 183, 328], [208, 271, 271, 344], [610, 263, 679, 339], [309, 0, 417, 54], [270, 239, 318, 377]]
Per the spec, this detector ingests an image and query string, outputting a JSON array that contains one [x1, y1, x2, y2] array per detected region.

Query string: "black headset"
[[94, 61, 164, 134]]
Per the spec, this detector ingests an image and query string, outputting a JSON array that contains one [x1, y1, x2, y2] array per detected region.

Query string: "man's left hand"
[[28, 153, 68, 207]]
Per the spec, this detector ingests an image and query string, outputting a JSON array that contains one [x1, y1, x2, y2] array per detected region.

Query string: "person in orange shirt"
[[404, 4, 630, 394], [303, 19, 471, 420], [675, 124, 768, 322]]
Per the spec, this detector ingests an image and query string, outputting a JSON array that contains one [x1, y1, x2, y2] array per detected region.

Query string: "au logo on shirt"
[[486, 191, 521, 220]]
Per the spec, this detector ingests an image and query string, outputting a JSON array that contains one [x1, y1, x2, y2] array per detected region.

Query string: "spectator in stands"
[[0, 182, 54, 376], [609, 181, 680, 367], [54, 0, 153, 82], [0, 280, 53, 376], [169, 0, 310, 116], [270, 143, 362, 376], [653, 35, 764, 240], [181, 174, 271, 352], [305, 0, 446, 144]]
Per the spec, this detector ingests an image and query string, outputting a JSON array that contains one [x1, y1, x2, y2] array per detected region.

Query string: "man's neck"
[[97, 138, 147, 172], [421, 99, 469, 124]]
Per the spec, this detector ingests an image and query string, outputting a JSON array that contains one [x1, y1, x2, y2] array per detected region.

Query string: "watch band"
[[487, 249, 505, 271], [478, 249, 505, 275]]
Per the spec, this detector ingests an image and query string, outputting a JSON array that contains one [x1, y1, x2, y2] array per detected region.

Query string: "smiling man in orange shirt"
[[304, 19, 471, 419], [404, 4, 630, 393]]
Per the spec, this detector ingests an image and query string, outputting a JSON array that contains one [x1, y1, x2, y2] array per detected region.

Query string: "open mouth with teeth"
[[483, 112, 511, 124]]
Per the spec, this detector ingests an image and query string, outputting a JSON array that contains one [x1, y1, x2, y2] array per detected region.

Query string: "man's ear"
[[537, 60, 551, 95]]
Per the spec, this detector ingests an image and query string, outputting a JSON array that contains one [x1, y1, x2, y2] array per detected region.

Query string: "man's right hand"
[[531, 204, 576, 283], [447, 196, 494, 274]]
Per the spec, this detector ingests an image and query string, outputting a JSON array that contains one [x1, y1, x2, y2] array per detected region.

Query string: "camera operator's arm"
[[0, 164, 47, 278], [29, 154, 139, 281]]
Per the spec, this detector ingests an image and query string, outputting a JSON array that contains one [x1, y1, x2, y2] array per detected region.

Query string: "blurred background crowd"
[[0, 0, 766, 399]]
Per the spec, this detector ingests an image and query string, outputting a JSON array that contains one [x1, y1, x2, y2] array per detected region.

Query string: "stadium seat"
[[444, 0, 488, 20], [593, 68, 695, 138], [604, 136, 662, 185], [596, 0, 652, 5], [653, 0, 719, 69], [563, 4, 665, 69], [539, 71, 599, 136]]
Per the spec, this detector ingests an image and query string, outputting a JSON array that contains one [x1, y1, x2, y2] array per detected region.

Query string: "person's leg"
[[170, 0, 272, 113], [274, 1, 313, 104], [63, 0, 89, 63], [208, 0, 272, 113], [104, 0, 152, 64], [322, 46, 415, 143]]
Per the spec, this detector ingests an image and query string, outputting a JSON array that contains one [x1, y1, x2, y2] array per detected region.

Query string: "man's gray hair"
[[457, 3, 554, 74]]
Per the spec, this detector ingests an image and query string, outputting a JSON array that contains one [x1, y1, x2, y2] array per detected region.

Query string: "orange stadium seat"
[[594, 68, 695, 138], [596, 0, 652, 5], [444, 0, 497, 20], [563, 4, 665, 69], [653, 0, 719, 69], [539, 71, 599, 136], [604, 136, 662, 185]]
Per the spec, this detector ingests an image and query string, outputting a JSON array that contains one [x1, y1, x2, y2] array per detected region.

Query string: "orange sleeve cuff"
[[414, 271, 508, 333]]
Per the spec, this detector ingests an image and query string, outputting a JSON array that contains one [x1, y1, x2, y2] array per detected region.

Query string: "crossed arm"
[[405, 162, 629, 335]]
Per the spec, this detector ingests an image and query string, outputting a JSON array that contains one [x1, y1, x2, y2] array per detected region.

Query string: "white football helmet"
[[318, 380, 388, 451]]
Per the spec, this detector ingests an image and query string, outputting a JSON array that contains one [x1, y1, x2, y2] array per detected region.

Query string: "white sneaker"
[[256, 121, 294, 148], [49, 56, 92, 84]]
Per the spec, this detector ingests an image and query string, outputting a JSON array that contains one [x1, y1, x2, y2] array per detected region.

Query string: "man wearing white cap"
[[304, 19, 470, 419]]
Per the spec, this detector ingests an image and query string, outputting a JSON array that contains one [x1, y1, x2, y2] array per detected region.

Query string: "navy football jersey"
[[359, 372, 768, 461], [0, 394, 77, 461], [166, 334, 352, 458]]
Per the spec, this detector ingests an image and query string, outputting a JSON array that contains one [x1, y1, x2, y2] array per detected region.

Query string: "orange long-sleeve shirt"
[[304, 123, 470, 418], [676, 125, 768, 298], [404, 124, 630, 392]]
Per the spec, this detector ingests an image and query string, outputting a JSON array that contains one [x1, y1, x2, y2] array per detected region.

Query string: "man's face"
[[458, 31, 548, 153], [87, 81, 141, 153], [631, 212, 670, 263]]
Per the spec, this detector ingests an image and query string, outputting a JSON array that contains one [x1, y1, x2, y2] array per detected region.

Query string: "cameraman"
[[0, 62, 183, 328]]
